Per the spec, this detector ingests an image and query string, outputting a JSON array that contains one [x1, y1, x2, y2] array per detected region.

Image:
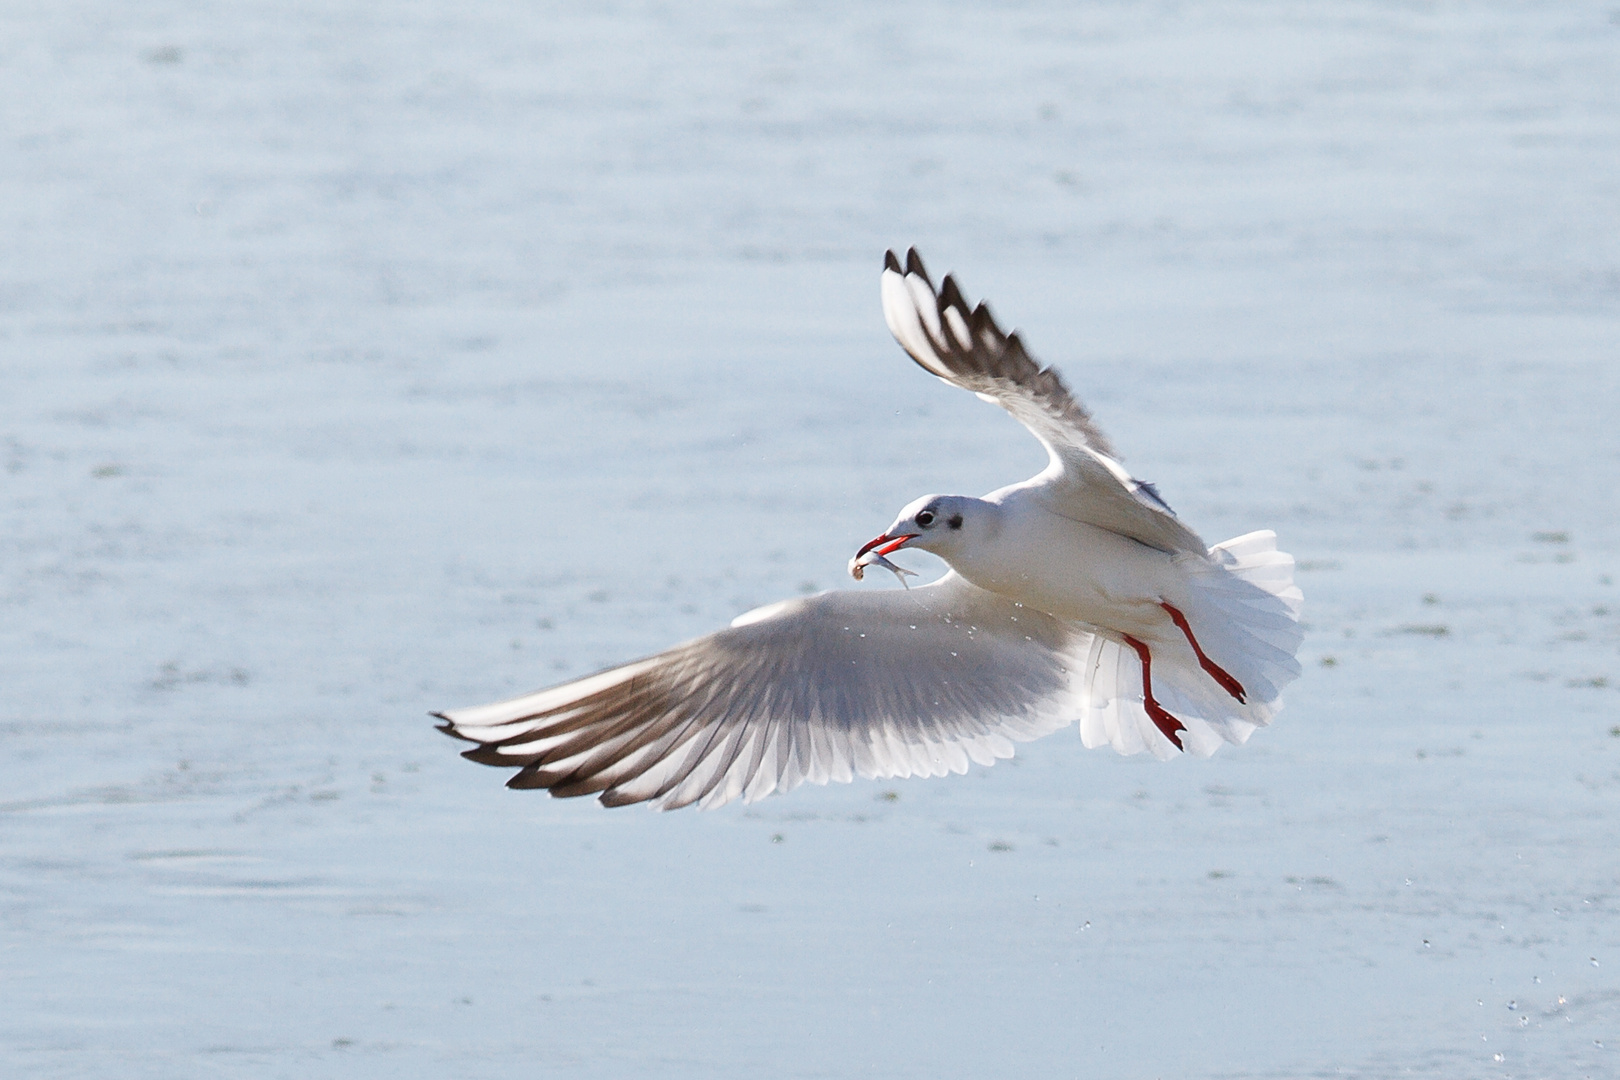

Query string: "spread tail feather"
[[1077, 530, 1304, 758]]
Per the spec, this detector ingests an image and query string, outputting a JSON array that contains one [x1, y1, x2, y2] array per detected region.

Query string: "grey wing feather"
[[436, 573, 1091, 810], [881, 248, 1205, 554]]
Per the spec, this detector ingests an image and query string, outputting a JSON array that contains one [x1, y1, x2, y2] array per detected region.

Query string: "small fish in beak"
[[849, 549, 919, 587]]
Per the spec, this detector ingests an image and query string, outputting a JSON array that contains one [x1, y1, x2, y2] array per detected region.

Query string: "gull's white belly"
[[943, 503, 1180, 638]]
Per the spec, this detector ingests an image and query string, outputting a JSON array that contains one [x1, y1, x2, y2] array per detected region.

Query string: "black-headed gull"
[[437, 250, 1303, 809]]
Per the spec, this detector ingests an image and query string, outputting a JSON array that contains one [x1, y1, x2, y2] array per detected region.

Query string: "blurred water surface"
[[3, 3, 1619, 1078]]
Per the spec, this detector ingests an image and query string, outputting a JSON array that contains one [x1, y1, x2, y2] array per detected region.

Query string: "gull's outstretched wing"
[[437, 573, 1092, 810], [881, 248, 1206, 555]]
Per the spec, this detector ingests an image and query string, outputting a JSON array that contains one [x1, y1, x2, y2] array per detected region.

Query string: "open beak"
[[855, 532, 917, 560]]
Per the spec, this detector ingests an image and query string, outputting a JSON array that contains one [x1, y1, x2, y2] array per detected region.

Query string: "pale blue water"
[[3, 3, 1618, 1077]]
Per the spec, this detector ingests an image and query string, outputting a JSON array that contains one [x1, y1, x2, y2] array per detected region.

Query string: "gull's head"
[[853, 494, 985, 569]]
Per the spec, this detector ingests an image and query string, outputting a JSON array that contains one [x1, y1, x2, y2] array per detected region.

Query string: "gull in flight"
[[437, 250, 1304, 809]]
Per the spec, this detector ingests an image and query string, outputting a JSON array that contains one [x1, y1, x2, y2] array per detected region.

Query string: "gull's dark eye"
[[915, 510, 935, 528]]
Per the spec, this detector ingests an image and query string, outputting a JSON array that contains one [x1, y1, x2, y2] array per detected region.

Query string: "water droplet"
[[1534, 975, 1541, 983], [1519, 1015, 1529, 1026], [1404, 878, 1411, 886], [1422, 939, 1431, 948], [1081, 921, 1090, 931], [1493, 1053, 1503, 1063], [1507, 1000, 1516, 1010], [1593, 957, 1601, 967]]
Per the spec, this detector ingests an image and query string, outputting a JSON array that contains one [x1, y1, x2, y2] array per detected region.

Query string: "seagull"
[[436, 249, 1304, 810]]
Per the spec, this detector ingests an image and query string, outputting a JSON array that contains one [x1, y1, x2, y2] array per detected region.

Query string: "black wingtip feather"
[[904, 247, 932, 285], [462, 745, 548, 767], [437, 718, 480, 742], [546, 773, 618, 800], [884, 249, 902, 272], [507, 767, 554, 791], [970, 302, 1000, 341], [597, 788, 644, 809]]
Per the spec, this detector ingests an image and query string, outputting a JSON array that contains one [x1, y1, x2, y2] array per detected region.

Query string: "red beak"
[[855, 532, 917, 559]]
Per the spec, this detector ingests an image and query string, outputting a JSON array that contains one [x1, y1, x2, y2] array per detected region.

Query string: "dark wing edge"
[[435, 574, 1087, 811], [881, 248, 1119, 460], [880, 248, 1205, 554]]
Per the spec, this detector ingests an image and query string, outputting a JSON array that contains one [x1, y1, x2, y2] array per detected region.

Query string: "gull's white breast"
[[944, 490, 1181, 639]]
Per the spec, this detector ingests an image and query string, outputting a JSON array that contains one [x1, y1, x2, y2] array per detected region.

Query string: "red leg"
[[1122, 634, 1185, 751], [1159, 602, 1247, 704]]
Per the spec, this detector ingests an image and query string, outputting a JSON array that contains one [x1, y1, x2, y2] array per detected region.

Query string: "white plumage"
[[437, 249, 1304, 809]]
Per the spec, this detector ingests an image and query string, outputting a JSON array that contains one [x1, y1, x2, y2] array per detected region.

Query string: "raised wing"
[[437, 573, 1090, 810], [881, 248, 1206, 555]]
